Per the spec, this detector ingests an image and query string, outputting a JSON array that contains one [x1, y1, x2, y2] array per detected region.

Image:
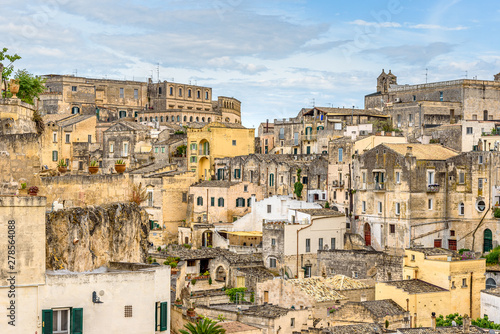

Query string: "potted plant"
[[28, 186, 39, 196], [186, 308, 196, 317], [115, 159, 126, 174], [57, 159, 68, 174], [88, 160, 99, 174], [19, 183, 28, 195]]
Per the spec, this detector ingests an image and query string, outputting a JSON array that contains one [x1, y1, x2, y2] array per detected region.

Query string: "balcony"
[[198, 149, 210, 156], [301, 134, 317, 141], [427, 184, 440, 192], [374, 182, 385, 191], [332, 180, 345, 188]]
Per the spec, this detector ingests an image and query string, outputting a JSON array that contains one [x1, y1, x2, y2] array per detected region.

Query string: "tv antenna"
[[425, 68, 428, 83]]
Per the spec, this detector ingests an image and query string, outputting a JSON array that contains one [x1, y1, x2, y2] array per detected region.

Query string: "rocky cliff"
[[46, 202, 150, 271]]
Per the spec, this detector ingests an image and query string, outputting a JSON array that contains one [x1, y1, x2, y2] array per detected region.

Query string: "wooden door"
[[364, 223, 371, 246], [434, 239, 442, 248]]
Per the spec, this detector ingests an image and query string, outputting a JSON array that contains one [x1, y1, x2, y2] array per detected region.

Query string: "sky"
[[2, 0, 500, 128]]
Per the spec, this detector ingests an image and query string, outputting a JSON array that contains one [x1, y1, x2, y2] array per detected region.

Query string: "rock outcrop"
[[46, 202, 150, 271]]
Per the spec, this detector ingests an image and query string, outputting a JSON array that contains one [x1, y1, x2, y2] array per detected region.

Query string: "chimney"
[[406, 146, 413, 156], [431, 312, 436, 330], [463, 314, 470, 333]]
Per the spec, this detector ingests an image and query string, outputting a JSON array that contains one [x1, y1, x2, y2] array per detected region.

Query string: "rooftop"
[[407, 248, 456, 257], [384, 279, 448, 294], [191, 180, 233, 188], [383, 143, 458, 160], [218, 321, 260, 333], [295, 208, 345, 217], [357, 299, 407, 318], [324, 323, 383, 334], [482, 286, 500, 297], [325, 275, 370, 290], [57, 114, 95, 128], [287, 277, 347, 302], [397, 326, 487, 333]]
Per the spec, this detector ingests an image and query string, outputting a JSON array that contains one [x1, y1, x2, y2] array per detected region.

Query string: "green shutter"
[[155, 302, 159, 331], [71, 308, 83, 334], [42, 309, 53, 334], [160, 302, 168, 331]]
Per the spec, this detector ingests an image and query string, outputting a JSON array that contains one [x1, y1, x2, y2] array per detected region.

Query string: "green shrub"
[[208, 277, 212, 285], [170, 262, 177, 268], [163, 261, 169, 265], [458, 248, 470, 254], [225, 287, 247, 303], [324, 202, 330, 208], [191, 279, 197, 285], [494, 207, 500, 218], [157, 246, 162, 252], [485, 246, 500, 264]]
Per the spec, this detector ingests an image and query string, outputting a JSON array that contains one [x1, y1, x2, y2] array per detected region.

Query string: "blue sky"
[[2, 0, 500, 128]]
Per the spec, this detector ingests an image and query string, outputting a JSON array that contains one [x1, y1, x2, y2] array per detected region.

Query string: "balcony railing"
[[301, 134, 317, 141], [427, 184, 440, 192], [332, 180, 344, 188], [198, 149, 210, 156], [374, 182, 385, 191]]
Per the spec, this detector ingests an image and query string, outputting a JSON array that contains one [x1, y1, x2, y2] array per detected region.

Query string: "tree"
[[294, 168, 303, 199], [13, 69, 46, 104], [0, 47, 21, 93], [436, 313, 500, 330], [179, 318, 226, 334], [176, 144, 187, 157]]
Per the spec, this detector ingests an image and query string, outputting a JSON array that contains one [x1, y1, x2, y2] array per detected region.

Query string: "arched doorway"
[[199, 140, 210, 156], [484, 229, 493, 253], [486, 277, 497, 289], [364, 223, 371, 246], [202, 230, 213, 247], [198, 157, 210, 180], [215, 266, 226, 282]]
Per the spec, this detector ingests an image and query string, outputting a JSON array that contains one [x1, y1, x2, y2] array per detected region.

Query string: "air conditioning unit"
[[394, 98, 401, 103]]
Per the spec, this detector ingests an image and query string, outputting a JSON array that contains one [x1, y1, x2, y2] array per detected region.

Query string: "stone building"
[[42, 114, 98, 171], [39, 74, 148, 119], [262, 209, 346, 278], [258, 121, 275, 154], [330, 299, 409, 330], [365, 70, 500, 139], [354, 142, 500, 252], [480, 286, 500, 324], [317, 249, 403, 282], [102, 120, 153, 171], [189, 180, 264, 225], [214, 153, 328, 199], [187, 122, 255, 180], [327, 133, 406, 212], [376, 248, 486, 327]]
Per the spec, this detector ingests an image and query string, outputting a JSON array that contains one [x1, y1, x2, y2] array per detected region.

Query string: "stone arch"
[[486, 277, 496, 289]]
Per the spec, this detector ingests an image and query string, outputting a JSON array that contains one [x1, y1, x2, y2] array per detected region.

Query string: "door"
[[484, 229, 493, 253], [434, 239, 442, 248], [484, 110, 489, 121], [448, 239, 457, 251], [264, 291, 269, 303], [364, 223, 371, 246]]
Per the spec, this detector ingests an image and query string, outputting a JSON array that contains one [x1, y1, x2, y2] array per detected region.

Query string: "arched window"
[[459, 202, 464, 215], [150, 117, 153, 122], [139, 117, 142, 122], [169, 87, 173, 95], [155, 116, 158, 122], [179, 88, 182, 96], [197, 196, 203, 206], [486, 277, 497, 289], [484, 229, 493, 252], [183, 116, 187, 122], [218, 197, 224, 207], [171, 116, 174, 122], [202, 117, 205, 122], [190, 116, 193, 122], [269, 174, 275, 187], [208, 117, 211, 123], [236, 198, 245, 207], [188, 89, 192, 98], [72, 106, 80, 114], [160, 116, 164, 122], [177, 116, 180, 122]]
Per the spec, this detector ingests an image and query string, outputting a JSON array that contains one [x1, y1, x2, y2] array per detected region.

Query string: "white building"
[[0, 196, 171, 334], [481, 287, 500, 324]]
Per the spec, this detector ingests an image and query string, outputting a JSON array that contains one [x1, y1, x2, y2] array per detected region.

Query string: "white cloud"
[[349, 20, 401, 28], [408, 24, 468, 31]]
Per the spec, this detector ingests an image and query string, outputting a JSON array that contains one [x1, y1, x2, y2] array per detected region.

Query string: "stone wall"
[[317, 250, 403, 282], [41, 174, 131, 208], [46, 202, 150, 271]]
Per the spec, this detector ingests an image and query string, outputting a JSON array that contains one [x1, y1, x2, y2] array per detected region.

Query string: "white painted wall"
[[481, 291, 500, 324]]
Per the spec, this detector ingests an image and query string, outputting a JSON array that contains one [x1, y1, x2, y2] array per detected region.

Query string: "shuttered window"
[[160, 302, 168, 331], [71, 308, 83, 334]]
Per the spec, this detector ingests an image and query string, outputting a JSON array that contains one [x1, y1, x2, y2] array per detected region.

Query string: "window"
[[190, 156, 197, 163], [124, 305, 133, 318], [362, 171, 366, 188], [190, 143, 197, 151], [71, 86, 77, 92], [462, 278, 467, 288], [53, 308, 70, 333], [123, 142, 129, 157], [459, 172, 465, 184], [161, 147, 165, 153], [236, 198, 245, 207], [65, 134, 70, 143], [267, 205, 272, 213], [134, 89, 138, 99], [182, 192, 187, 203], [247, 198, 252, 207], [279, 127, 285, 139], [466, 127, 473, 135], [269, 258, 277, 268], [411, 254, 415, 261], [205, 91, 209, 100], [318, 238, 324, 250], [177, 116, 180, 122], [109, 143, 114, 153], [291, 318, 295, 328], [160, 116, 164, 122], [271, 238, 276, 246], [428, 198, 433, 210], [147, 190, 154, 207], [218, 197, 224, 207], [395, 171, 400, 184], [197, 90, 201, 99], [390, 224, 396, 234], [427, 170, 435, 185], [232, 140, 237, 146], [88, 135, 92, 143], [210, 197, 215, 206], [377, 201, 382, 214], [190, 116, 193, 122], [188, 89, 192, 98], [179, 88, 182, 96], [156, 301, 168, 332], [42, 308, 83, 334], [459, 203, 464, 215], [449, 239, 457, 251], [412, 95, 416, 101], [269, 173, 275, 187], [305, 238, 311, 252], [362, 201, 366, 213], [234, 169, 241, 179], [303, 176, 308, 185], [395, 202, 400, 215], [479, 155, 483, 164], [169, 87, 173, 95], [120, 87, 124, 98], [331, 238, 336, 250], [338, 148, 343, 162], [439, 91, 443, 102], [334, 122, 342, 130], [472, 114, 477, 120], [477, 200, 486, 212], [244, 185, 248, 192], [187, 260, 196, 267], [197, 196, 203, 206]]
